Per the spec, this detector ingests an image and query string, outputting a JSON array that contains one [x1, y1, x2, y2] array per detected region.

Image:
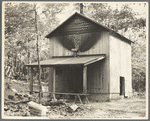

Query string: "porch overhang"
[[26, 54, 105, 67]]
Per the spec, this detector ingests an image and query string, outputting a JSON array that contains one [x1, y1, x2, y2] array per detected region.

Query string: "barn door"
[[120, 77, 125, 95]]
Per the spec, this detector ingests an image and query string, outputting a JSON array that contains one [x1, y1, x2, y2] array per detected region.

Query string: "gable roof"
[[46, 12, 133, 43]]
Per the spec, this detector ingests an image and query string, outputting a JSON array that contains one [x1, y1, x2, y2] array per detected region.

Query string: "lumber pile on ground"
[[28, 101, 48, 116]]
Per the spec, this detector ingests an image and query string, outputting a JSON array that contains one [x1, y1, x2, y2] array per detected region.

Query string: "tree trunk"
[[34, 6, 42, 104]]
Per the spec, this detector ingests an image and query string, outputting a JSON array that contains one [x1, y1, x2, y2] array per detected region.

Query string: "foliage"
[[4, 3, 67, 76], [84, 3, 146, 91], [4, 3, 146, 92]]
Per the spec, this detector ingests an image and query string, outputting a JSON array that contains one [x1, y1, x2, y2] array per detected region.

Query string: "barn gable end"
[[50, 14, 104, 36], [46, 12, 133, 44], [27, 12, 133, 102]]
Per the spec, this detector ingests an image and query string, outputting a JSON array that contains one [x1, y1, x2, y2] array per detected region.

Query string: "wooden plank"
[[91, 65, 94, 93], [58, 36, 64, 56], [62, 36, 65, 56], [94, 63, 97, 93], [39, 92, 89, 95], [99, 31, 107, 94], [48, 67, 53, 92], [54, 37, 59, 56], [62, 21, 97, 27], [26, 91, 40, 93], [62, 36, 66, 56], [95, 32, 99, 54], [77, 95, 83, 104], [83, 66, 87, 94], [100, 61, 103, 93], [58, 26, 99, 32], [53, 67, 56, 100], [52, 29, 100, 36], [30, 67, 33, 94], [95, 63, 98, 93], [85, 95, 90, 103], [28, 101, 48, 116], [87, 65, 90, 93], [49, 37, 54, 57], [97, 62, 100, 93]]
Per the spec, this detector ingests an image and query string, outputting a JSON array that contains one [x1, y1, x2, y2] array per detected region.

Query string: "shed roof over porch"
[[26, 54, 105, 67]]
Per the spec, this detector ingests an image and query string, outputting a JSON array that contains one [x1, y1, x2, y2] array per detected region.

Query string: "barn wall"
[[50, 14, 103, 36], [109, 35, 132, 98], [48, 30, 110, 101], [52, 65, 83, 93], [49, 31, 109, 57]]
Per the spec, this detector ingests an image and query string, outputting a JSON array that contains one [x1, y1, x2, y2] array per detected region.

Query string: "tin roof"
[[26, 55, 105, 67], [46, 12, 133, 43]]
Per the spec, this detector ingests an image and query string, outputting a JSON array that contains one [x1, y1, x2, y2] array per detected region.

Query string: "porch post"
[[48, 67, 53, 92], [49, 66, 56, 100], [30, 67, 33, 94], [83, 66, 87, 94], [53, 66, 56, 100]]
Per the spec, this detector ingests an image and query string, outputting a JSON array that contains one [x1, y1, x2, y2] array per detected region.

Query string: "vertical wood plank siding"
[[51, 15, 100, 36], [109, 35, 132, 97], [47, 14, 111, 94], [48, 30, 110, 94], [48, 67, 54, 92]]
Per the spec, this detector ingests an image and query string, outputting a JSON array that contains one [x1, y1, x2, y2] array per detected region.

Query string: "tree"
[[83, 3, 146, 91], [4, 2, 68, 69]]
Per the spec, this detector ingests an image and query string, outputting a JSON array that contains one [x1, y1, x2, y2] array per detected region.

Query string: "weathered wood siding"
[[86, 31, 110, 94], [52, 65, 83, 93], [48, 30, 110, 95], [109, 35, 132, 98], [50, 14, 101, 36]]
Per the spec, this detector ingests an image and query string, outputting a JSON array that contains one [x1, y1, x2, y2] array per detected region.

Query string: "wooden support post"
[[83, 66, 87, 94], [49, 66, 56, 100], [53, 66, 56, 101], [85, 95, 90, 103], [77, 95, 83, 104], [30, 67, 33, 94]]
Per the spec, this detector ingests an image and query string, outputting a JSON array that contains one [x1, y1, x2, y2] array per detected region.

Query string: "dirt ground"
[[86, 96, 146, 118], [48, 96, 146, 119], [3, 78, 147, 119]]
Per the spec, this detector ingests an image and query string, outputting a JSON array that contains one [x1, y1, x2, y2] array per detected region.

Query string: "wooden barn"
[[27, 12, 133, 102]]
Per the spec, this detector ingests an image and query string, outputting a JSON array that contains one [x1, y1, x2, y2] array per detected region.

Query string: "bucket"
[[42, 86, 49, 92]]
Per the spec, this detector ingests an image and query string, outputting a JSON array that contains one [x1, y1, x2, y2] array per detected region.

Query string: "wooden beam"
[[83, 66, 87, 94], [48, 66, 56, 100], [77, 95, 83, 104], [36, 92, 89, 95], [53, 67, 56, 100], [48, 67, 53, 92], [30, 67, 33, 94]]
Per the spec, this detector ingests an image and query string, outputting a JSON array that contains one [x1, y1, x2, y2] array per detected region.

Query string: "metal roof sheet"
[[26, 55, 105, 67]]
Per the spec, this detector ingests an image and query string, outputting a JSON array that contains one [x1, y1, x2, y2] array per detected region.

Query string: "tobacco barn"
[[27, 12, 133, 102]]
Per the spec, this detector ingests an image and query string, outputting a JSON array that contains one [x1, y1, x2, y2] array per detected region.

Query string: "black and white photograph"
[[2, 2, 148, 119]]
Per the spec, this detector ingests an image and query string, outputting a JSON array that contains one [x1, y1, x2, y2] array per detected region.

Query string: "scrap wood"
[[5, 100, 30, 105], [28, 101, 48, 116], [69, 104, 79, 111], [43, 100, 64, 106]]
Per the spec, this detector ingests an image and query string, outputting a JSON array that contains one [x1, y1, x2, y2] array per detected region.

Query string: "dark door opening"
[[120, 77, 125, 95]]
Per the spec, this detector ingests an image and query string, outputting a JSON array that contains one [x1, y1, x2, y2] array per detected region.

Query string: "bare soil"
[[3, 78, 146, 119]]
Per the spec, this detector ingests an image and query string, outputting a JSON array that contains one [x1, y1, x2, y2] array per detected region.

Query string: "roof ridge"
[[45, 12, 133, 43]]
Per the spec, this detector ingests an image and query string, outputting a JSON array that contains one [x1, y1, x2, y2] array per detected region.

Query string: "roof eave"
[[45, 12, 133, 43], [45, 12, 78, 38]]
